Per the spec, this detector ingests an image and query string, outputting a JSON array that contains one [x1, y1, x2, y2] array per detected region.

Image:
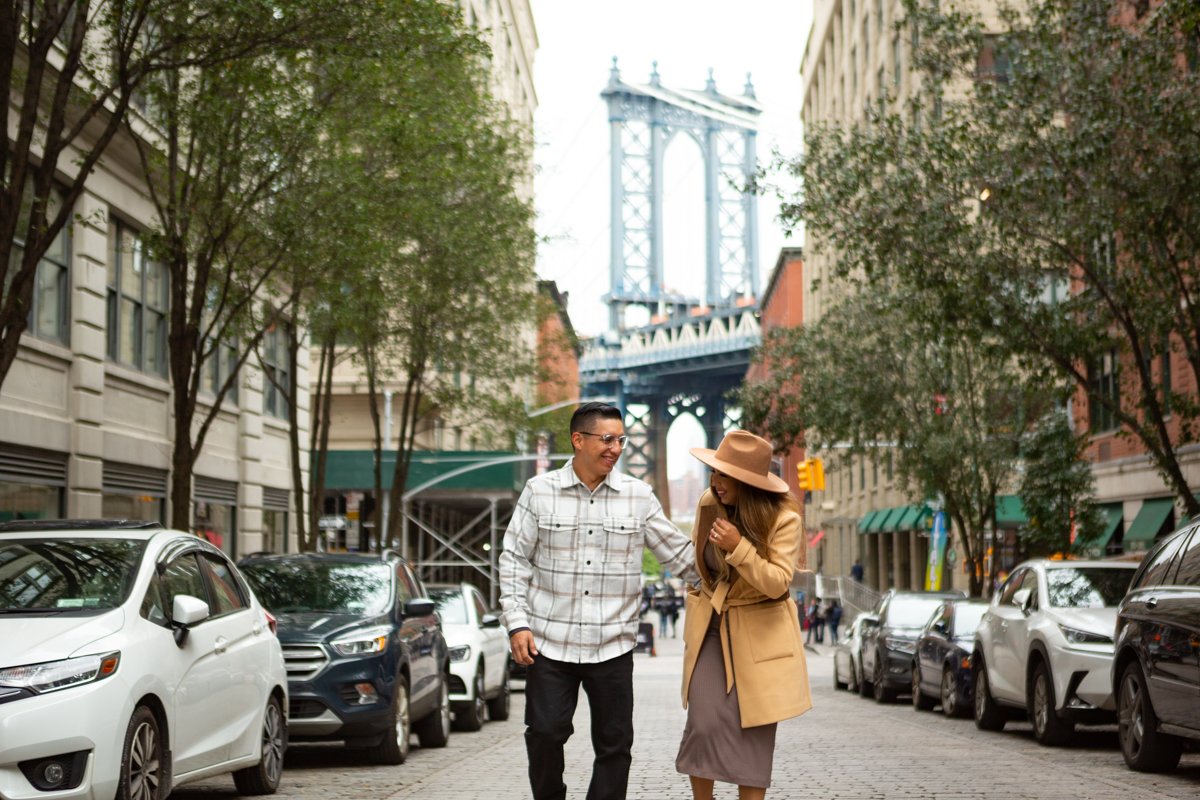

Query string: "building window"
[[11, 186, 69, 343], [261, 324, 291, 420], [892, 35, 901, 87], [107, 220, 167, 376], [1088, 348, 1120, 433], [976, 35, 1013, 83]]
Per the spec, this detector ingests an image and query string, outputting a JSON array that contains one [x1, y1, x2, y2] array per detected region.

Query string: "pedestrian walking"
[[826, 598, 843, 643], [499, 402, 697, 800], [804, 598, 825, 645], [675, 430, 813, 800], [850, 558, 864, 583]]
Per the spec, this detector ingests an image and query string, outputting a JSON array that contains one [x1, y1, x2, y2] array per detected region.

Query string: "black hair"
[[570, 402, 622, 434]]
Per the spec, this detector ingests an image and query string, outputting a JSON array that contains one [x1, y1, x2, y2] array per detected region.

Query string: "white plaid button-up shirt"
[[499, 459, 697, 663]]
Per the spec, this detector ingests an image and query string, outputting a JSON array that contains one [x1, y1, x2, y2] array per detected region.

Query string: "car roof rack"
[[0, 518, 165, 533]]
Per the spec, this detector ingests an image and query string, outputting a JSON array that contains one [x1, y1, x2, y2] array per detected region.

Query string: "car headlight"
[[1058, 624, 1112, 646], [885, 637, 916, 654], [448, 645, 471, 663], [0, 652, 120, 695], [331, 627, 391, 656]]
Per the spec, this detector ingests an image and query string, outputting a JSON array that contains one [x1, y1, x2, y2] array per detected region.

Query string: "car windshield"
[[888, 597, 947, 627], [0, 538, 146, 613], [428, 589, 468, 624], [952, 604, 988, 637], [1045, 567, 1133, 608], [242, 560, 392, 616]]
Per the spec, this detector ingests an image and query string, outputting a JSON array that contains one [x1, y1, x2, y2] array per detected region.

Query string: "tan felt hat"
[[690, 430, 789, 494]]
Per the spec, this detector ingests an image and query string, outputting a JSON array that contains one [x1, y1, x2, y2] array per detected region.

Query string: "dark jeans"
[[524, 651, 634, 800]]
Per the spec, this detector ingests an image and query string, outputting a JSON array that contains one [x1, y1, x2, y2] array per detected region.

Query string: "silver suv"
[[973, 559, 1136, 745]]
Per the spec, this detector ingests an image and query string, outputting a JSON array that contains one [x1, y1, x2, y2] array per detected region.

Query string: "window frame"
[[261, 323, 292, 420], [10, 184, 70, 343], [107, 218, 168, 376]]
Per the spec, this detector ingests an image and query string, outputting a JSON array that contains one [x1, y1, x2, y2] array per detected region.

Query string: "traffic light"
[[797, 461, 811, 491], [796, 457, 826, 492]]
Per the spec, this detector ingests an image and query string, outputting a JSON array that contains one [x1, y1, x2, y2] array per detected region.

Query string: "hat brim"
[[689, 447, 791, 494]]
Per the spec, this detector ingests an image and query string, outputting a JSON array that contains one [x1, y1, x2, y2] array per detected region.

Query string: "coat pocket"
[[744, 603, 798, 662]]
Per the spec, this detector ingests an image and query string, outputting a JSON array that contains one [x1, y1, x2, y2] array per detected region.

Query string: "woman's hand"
[[709, 517, 743, 553]]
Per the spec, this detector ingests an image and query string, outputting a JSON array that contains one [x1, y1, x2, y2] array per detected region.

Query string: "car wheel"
[[1117, 660, 1183, 772], [912, 663, 935, 711], [116, 706, 164, 800], [1030, 661, 1073, 746], [233, 694, 286, 795], [873, 651, 895, 703], [846, 656, 860, 694], [857, 657, 873, 698], [973, 654, 1006, 731], [834, 657, 848, 691], [454, 668, 487, 732], [366, 677, 410, 765], [486, 666, 511, 721], [415, 677, 452, 748], [942, 667, 965, 718]]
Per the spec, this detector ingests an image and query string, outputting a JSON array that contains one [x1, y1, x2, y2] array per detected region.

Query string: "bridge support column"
[[650, 397, 671, 519]]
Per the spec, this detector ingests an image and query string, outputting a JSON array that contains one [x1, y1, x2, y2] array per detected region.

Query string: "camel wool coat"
[[680, 489, 813, 728]]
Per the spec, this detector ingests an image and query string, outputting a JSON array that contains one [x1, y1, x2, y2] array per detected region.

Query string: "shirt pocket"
[[602, 516, 641, 564], [538, 514, 579, 559]]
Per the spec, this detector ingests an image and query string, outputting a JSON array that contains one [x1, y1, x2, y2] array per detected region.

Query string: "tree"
[[279, 0, 537, 551], [783, 0, 1200, 519], [1019, 408, 1105, 557], [741, 284, 1083, 596]]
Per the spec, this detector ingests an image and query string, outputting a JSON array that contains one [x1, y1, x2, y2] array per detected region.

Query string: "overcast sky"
[[529, 1, 815, 479], [530, 0, 815, 339]]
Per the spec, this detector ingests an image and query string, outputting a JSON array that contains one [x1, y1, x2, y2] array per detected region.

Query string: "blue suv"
[[239, 552, 450, 764]]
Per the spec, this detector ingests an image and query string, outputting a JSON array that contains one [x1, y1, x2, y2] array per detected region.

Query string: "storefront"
[[0, 445, 66, 522], [101, 461, 167, 523], [194, 475, 238, 556], [262, 486, 290, 553]]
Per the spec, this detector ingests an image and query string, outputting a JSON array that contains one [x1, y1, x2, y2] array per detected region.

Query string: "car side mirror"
[[1012, 588, 1033, 615], [171, 594, 210, 647], [481, 612, 502, 629], [403, 598, 436, 618]]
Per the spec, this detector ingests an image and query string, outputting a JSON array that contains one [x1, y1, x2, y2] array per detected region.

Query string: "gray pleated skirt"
[[675, 613, 777, 788]]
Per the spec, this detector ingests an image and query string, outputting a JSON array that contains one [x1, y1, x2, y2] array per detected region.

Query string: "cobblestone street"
[[177, 620, 1200, 799]]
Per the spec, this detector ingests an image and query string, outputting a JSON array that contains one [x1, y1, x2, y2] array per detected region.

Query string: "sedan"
[[912, 599, 988, 717], [427, 583, 511, 731], [833, 612, 877, 694], [0, 519, 287, 800]]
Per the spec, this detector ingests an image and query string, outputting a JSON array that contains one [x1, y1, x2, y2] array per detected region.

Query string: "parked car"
[[0, 519, 288, 800], [832, 612, 878, 694], [973, 559, 1137, 745], [239, 552, 451, 764], [861, 589, 965, 703], [912, 599, 989, 717], [1112, 523, 1200, 772], [426, 583, 511, 731]]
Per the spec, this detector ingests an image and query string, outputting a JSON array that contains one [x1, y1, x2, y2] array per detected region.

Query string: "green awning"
[[879, 507, 905, 533], [858, 510, 880, 533], [319, 449, 524, 493], [996, 495, 1028, 528], [894, 505, 922, 531], [866, 509, 891, 533], [1091, 503, 1125, 554], [1124, 498, 1175, 548]]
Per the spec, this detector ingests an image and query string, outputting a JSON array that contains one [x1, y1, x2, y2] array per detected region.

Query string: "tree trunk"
[[286, 316, 307, 551], [365, 343, 384, 555], [306, 336, 337, 551]]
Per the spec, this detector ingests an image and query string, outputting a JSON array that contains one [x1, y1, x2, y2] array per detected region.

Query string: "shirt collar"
[[559, 457, 623, 493]]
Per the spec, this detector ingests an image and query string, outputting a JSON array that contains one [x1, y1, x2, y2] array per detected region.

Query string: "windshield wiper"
[[0, 608, 70, 615]]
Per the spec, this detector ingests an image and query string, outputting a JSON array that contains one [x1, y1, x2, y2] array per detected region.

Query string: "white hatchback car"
[[0, 520, 288, 800], [973, 559, 1137, 745], [426, 583, 510, 731]]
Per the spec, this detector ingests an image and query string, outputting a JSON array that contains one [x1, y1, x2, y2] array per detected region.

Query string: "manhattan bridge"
[[579, 60, 765, 515]]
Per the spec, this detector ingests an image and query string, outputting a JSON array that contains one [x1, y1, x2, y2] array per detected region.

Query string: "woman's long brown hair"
[[713, 478, 800, 584]]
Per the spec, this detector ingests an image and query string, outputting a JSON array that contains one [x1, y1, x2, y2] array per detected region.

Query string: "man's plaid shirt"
[[499, 459, 697, 663]]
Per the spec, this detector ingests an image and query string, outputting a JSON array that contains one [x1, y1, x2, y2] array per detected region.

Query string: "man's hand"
[[510, 630, 538, 666]]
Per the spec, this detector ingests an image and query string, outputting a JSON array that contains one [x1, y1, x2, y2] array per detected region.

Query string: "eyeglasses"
[[578, 432, 628, 448]]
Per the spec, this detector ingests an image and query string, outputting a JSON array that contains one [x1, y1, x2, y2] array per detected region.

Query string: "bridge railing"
[[579, 306, 761, 375]]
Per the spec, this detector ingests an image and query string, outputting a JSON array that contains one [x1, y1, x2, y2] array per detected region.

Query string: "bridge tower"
[[587, 62, 764, 512], [603, 59, 762, 331]]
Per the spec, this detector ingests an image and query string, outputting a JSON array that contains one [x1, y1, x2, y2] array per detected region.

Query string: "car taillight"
[[264, 610, 278, 635]]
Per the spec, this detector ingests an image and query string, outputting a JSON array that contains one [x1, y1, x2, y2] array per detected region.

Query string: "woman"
[[675, 430, 812, 800]]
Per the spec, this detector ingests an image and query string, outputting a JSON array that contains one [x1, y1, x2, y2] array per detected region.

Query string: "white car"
[[427, 582, 510, 731], [972, 558, 1137, 745], [0, 520, 288, 800]]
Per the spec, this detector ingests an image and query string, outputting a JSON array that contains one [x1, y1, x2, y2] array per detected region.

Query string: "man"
[[850, 558, 865, 583], [500, 402, 696, 800]]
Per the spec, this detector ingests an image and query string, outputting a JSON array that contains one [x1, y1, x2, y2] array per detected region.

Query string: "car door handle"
[[1146, 597, 1158, 609], [214, 636, 228, 654]]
